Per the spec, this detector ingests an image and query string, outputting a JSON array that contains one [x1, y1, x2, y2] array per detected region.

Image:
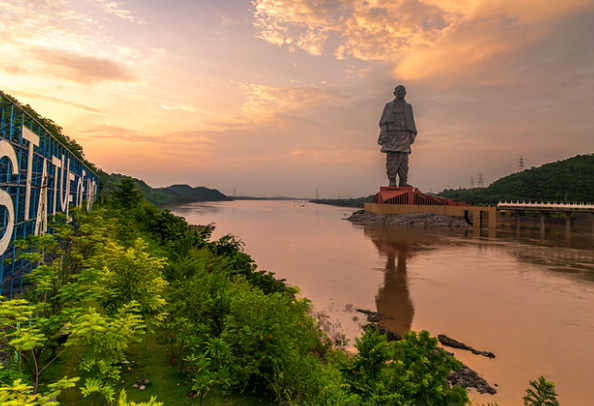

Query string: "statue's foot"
[[388, 178, 397, 187], [399, 182, 412, 187]]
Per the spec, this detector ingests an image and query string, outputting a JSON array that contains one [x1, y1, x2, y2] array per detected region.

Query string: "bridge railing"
[[497, 201, 594, 213]]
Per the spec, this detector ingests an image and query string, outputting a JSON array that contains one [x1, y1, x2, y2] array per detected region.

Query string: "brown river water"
[[171, 200, 594, 405]]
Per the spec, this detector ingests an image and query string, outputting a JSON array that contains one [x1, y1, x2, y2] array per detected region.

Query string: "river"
[[170, 200, 594, 405]]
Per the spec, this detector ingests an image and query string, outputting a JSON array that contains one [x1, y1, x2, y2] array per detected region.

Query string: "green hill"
[[155, 183, 230, 204], [99, 171, 229, 206], [438, 154, 594, 205]]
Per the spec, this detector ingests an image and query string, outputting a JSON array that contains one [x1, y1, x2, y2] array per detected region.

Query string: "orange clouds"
[[35, 49, 137, 84], [92, 0, 145, 24], [77, 125, 215, 173], [252, 0, 594, 81], [0, 0, 143, 87], [252, 0, 451, 60], [240, 83, 345, 122]]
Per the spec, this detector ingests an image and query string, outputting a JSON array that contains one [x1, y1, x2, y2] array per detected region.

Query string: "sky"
[[2, 0, 594, 198]]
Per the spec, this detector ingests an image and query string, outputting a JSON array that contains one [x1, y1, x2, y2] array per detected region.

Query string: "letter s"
[[0, 140, 19, 256]]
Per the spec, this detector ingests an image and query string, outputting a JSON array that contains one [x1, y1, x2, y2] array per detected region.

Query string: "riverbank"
[[346, 209, 471, 227], [171, 200, 594, 405]]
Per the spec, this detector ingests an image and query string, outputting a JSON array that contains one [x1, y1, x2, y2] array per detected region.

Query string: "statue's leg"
[[398, 153, 411, 187], [385, 152, 398, 186]]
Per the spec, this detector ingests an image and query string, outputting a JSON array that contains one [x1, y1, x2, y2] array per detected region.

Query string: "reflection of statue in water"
[[378, 85, 417, 187], [364, 227, 416, 336]]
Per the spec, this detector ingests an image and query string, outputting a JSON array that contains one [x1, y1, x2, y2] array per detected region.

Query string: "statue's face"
[[394, 86, 406, 100]]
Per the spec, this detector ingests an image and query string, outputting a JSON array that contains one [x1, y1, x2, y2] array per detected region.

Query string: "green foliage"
[[339, 329, 469, 406], [89, 238, 168, 315], [438, 154, 594, 205], [116, 389, 163, 406], [523, 376, 560, 406], [111, 177, 144, 210], [1, 176, 501, 406], [221, 283, 324, 403], [0, 375, 79, 406], [349, 328, 392, 398]]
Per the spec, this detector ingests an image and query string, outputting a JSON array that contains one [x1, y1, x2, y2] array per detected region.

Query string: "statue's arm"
[[378, 103, 390, 145], [379, 103, 391, 128], [407, 103, 417, 136]]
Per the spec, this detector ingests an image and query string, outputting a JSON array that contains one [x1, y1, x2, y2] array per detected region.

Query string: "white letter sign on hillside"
[[0, 92, 99, 296]]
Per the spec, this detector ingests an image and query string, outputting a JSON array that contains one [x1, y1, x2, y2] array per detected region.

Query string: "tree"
[[523, 376, 560, 406], [111, 177, 143, 210], [76, 302, 146, 404], [341, 329, 469, 405], [88, 238, 168, 316]]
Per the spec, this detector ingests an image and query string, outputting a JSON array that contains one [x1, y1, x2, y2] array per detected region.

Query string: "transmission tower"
[[469, 177, 475, 188], [477, 172, 485, 188], [518, 156, 525, 172]]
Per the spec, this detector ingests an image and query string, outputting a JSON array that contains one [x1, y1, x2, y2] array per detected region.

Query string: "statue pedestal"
[[366, 187, 497, 234], [371, 186, 462, 206]]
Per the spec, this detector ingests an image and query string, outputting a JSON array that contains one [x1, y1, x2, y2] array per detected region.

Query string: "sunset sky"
[[2, 0, 594, 198]]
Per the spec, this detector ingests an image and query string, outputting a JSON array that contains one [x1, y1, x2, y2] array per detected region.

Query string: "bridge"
[[497, 201, 594, 234]]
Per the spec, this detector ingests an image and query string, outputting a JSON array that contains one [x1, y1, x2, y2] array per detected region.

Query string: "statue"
[[378, 85, 417, 187]]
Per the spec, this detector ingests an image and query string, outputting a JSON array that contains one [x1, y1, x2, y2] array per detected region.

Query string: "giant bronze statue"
[[378, 85, 417, 187]]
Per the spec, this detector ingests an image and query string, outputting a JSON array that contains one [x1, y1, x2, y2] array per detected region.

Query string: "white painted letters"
[[34, 159, 49, 236], [0, 140, 19, 255], [22, 127, 40, 221]]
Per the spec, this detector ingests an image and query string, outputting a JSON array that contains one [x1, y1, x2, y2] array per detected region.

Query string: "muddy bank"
[[346, 210, 470, 228]]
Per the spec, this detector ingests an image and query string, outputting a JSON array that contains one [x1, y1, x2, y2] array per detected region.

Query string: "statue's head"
[[394, 85, 406, 100]]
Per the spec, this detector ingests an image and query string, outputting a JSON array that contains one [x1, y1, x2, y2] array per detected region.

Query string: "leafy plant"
[[523, 376, 560, 406]]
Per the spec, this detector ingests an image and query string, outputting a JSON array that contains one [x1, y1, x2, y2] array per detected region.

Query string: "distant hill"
[[99, 171, 229, 206], [438, 154, 594, 205], [155, 184, 230, 205]]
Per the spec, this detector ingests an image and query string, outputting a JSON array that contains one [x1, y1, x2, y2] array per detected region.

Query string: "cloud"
[[6, 90, 104, 114], [34, 48, 137, 84], [252, 0, 449, 58], [240, 83, 345, 121], [92, 0, 145, 24], [79, 125, 214, 147], [252, 0, 594, 81], [160, 105, 200, 113], [80, 126, 216, 173], [290, 148, 342, 159], [0, 0, 143, 85]]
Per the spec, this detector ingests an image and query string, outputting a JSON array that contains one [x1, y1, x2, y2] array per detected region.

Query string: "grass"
[[39, 331, 272, 406]]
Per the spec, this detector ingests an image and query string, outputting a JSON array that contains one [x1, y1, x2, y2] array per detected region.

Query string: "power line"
[[477, 172, 485, 188]]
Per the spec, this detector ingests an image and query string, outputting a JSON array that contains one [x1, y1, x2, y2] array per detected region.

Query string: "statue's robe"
[[378, 99, 417, 153]]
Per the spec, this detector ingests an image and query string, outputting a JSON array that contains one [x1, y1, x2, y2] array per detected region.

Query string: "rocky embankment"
[[346, 210, 470, 228]]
